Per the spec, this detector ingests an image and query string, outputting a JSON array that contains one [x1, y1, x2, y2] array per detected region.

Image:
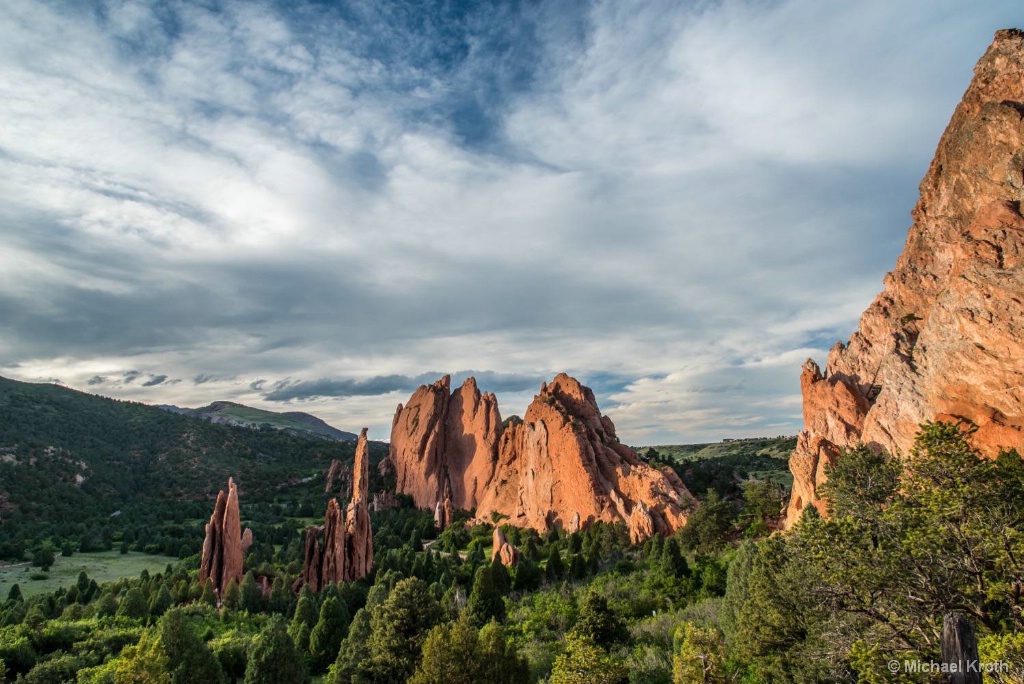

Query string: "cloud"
[[0, 0, 1019, 443], [262, 370, 543, 401]]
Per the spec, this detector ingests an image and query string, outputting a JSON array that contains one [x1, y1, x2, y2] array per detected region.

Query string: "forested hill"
[[0, 376, 385, 554]]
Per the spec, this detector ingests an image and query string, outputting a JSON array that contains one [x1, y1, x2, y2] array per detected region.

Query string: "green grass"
[[0, 550, 179, 598]]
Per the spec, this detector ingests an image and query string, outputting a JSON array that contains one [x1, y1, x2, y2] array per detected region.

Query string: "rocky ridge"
[[388, 374, 695, 541], [787, 29, 1024, 525]]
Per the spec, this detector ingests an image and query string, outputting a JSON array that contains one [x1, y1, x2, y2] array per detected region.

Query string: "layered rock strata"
[[786, 29, 1024, 525], [390, 374, 695, 540]]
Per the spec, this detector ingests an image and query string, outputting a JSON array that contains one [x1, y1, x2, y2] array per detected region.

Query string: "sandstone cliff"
[[390, 374, 695, 540], [787, 29, 1024, 525], [199, 478, 244, 597]]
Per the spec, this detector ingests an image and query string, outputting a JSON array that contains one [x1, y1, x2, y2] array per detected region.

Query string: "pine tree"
[[149, 584, 174, 617], [245, 617, 308, 684], [239, 572, 262, 613], [159, 608, 225, 684], [289, 589, 319, 653], [309, 597, 349, 672], [117, 587, 148, 620], [571, 592, 628, 649], [222, 579, 241, 612], [545, 547, 565, 581], [467, 564, 506, 626]]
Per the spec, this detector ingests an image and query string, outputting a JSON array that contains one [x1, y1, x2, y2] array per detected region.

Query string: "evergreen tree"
[[364, 577, 443, 683], [239, 572, 262, 613], [409, 617, 479, 684], [549, 634, 628, 684], [467, 564, 506, 626], [7, 584, 22, 602], [222, 579, 241, 612], [117, 587, 149, 620], [328, 607, 371, 684], [289, 588, 319, 653], [149, 584, 175, 617], [159, 608, 225, 684], [545, 547, 565, 581], [673, 622, 726, 684], [309, 597, 349, 672], [571, 592, 628, 649], [476, 620, 530, 684], [245, 617, 308, 684]]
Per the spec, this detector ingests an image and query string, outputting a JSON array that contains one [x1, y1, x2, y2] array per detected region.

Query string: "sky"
[[0, 0, 1019, 445]]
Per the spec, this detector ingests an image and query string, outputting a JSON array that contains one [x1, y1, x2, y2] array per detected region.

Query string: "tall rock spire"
[[199, 478, 246, 596], [299, 428, 374, 591]]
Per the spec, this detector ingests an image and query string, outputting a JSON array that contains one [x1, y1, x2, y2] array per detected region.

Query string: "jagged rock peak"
[[199, 478, 244, 597], [353, 428, 370, 505], [390, 373, 696, 541], [786, 29, 1024, 526]]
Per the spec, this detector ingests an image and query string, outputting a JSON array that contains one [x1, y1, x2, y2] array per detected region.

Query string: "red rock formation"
[[390, 374, 695, 540], [344, 427, 374, 580], [786, 29, 1024, 526], [324, 459, 350, 494], [241, 527, 254, 556], [299, 429, 374, 591], [491, 527, 520, 567], [352, 428, 370, 505], [300, 498, 347, 593], [389, 376, 501, 512], [370, 491, 402, 512], [199, 478, 245, 597]]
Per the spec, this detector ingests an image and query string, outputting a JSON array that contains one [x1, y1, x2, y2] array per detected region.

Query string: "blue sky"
[[0, 0, 1019, 443]]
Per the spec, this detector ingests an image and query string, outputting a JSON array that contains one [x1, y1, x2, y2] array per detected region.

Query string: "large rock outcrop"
[[390, 374, 695, 540], [786, 29, 1024, 525], [389, 376, 500, 512], [200, 478, 245, 597], [299, 429, 374, 590]]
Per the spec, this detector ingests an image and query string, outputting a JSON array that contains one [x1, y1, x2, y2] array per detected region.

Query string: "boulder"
[[491, 527, 520, 567]]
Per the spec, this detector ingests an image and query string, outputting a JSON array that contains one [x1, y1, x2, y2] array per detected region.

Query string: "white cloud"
[[0, 0, 1019, 443]]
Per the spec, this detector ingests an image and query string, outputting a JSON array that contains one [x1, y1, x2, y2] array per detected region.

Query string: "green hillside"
[[637, 436, 796, 499], [0, 376, 387, 561], [161, 400, 358, 442]]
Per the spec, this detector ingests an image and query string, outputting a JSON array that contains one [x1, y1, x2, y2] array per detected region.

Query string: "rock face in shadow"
[[390, 374, 695, 540], [786, 29, 1024, 525], [299, 429, 374, 591], [200, 478, 245, 597], [324, 459, 349, 494]]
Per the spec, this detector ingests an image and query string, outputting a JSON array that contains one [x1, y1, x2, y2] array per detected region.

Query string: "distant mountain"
[[158, 401, 357, 442]]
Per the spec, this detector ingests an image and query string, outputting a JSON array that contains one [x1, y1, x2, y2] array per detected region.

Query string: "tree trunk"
[[942, 612, 982, 684]]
